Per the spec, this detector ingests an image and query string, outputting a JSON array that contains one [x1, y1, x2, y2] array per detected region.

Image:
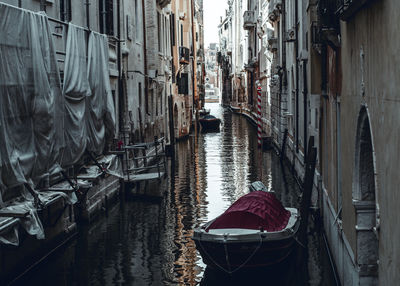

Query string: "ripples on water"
[[14, 103, 336, 286]]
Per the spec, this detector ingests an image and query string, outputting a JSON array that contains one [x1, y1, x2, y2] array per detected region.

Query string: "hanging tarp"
[[0, 4, 64, 196], [61, 23, 91, 166], [86, 32, 116, 154]]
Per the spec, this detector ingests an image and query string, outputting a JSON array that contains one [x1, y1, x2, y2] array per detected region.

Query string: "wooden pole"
[[296, 136, 317, 272], [257, 84, 262, 148]]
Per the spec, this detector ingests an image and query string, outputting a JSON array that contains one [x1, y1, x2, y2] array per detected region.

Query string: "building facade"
[[0, 0, 203, 282], [221, 0, 400, 284]]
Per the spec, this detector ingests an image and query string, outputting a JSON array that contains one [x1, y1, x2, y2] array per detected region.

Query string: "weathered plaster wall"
[[340, 0, 400, 284]]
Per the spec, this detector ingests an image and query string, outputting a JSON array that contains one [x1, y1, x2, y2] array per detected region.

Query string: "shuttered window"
[[178, 73, 189, 95]]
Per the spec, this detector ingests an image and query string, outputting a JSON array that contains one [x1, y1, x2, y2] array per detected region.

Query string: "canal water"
[[13, 103, 337, 286]]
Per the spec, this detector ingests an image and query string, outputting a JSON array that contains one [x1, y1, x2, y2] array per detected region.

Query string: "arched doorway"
[[353, 107, 379, 284]]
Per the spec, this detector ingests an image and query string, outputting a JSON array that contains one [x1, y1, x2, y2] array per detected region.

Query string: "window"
[[164, 16, 167, 54], [170, 13, 176, 47], [60, 0, 71, 22], [99, 0, 114, 35], [180, 24, 183, 46], [158, 12, 162, 52], [156, 93, 159, 116], [135, 0, 140, 38]]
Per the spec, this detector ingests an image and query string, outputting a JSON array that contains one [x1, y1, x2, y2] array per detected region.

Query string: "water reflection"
[[13, 103, 335, 286]]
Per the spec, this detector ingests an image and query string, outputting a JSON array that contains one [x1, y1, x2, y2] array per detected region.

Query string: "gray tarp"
[[87, 32, 116, 154], [0, 4, 117, 244], [61, 23, 91, 166], [0, 4, 64, 196], [63, 25, 116, 163]]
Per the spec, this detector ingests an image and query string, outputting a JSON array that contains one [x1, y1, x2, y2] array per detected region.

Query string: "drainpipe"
[[191, 0, 199, 133], [85, 1, 90, 29], [117, 0, 123, 134], [295, 0, 299, 153], [191, 0, 198, 110], [277, 0, 287, 146], [142, 0, 148, 141], [303, 60, 308, 160]]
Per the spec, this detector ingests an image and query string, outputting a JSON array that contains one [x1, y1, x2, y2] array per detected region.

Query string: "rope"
[[198, 232, 264, 274]]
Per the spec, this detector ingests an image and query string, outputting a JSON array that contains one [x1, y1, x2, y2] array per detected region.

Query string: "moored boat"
[[199, 108, 210, 117], [192, 181, 300, 273], [199, 114, 221, 131]]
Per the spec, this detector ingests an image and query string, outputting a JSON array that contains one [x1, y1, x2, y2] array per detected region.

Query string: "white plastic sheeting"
[[0, 4, 118, 244], [0, 5, 117, 196], [0, 4, 64, 194], [62, 23, 90, 166], [0, 190, 77, 245], [0, 218, 19, 246], [87, 32, 116, 154], [62, 24, 116, 164]]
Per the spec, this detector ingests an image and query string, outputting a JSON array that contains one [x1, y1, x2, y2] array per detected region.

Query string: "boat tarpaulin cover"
[[207, 191, 291, 232]]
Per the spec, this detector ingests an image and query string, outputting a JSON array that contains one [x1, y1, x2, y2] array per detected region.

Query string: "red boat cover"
[[207, 191, 291, 232]]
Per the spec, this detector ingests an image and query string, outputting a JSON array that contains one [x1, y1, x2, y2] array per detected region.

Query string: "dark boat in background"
[[199, 109, 210, 117], [199, 114, 221, 132], [192, 181, 300, 274]]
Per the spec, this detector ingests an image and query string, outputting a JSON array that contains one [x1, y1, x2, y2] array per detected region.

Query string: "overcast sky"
[[203, 0, 228, 48]]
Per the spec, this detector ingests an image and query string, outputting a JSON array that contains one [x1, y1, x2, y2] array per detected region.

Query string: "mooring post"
[[280, 128, 288, 161], [296, 136, 317, 268]]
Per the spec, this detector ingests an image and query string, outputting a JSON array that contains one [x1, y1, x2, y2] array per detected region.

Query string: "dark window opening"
[[170, 13, 176, 46], [178, 73, 189, 95], [158, 12, 162, 52], [99, 0, 114, 35], [60, 0, 72, 22], [180, 24, 183, 46]]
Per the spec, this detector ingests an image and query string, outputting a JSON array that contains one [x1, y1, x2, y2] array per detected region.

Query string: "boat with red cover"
[[192, 181, 300, 273]]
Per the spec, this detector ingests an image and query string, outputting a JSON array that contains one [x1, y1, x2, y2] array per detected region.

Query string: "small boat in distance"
[[199, 108, 210, 117], [199, 114, 221, 132], [192, 181, 300, 274]]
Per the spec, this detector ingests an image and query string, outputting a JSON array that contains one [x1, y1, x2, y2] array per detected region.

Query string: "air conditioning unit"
[[148, 69, 158, 79], [164, 5, 171, 15], [286, 28, 296, 42]]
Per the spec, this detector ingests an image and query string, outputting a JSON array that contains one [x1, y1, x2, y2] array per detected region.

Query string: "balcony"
[[317, 0, 341, 47], [336, 0, 375, 21], [157, 0, 171, 9], [244, 57, 258, 72], [179, 47, 190, 65], [267, 28, 278, 52], [243, 11, 256, 30], [268, 0, 281, 22]]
